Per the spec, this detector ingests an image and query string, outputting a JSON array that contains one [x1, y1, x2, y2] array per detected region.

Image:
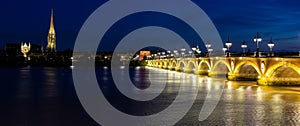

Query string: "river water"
[[0, 67, 300, 125]]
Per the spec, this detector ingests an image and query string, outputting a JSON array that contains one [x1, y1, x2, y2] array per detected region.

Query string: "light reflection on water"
[[0, 67, 300, 125], [142, 67, 300, 125]]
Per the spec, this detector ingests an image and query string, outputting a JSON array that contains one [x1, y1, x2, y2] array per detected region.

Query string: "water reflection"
[[1, 67, 300, 125]]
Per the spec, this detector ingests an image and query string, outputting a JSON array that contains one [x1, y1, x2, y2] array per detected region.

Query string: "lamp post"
[[254, 32, 262, 57], [225, 37, 232, 51], [192, 45, 201, 57], [268, 38, 275, 57], [192, 46, 197, 57], [241, 41, 247, 56], [208, 48, 213, 57], [205, 43, 211, 48], [157, 52, 161, 59], [205, 42, 211, 57], [181, 48, 186, 58], [162, 52, 166, 59], [173, 50, 178, 58], [192, 47, 196, 51], [189, 51, 193, 57], [222, 47, 227, 56], [225, 37, 232, 57], [167, 51, 171, 58]]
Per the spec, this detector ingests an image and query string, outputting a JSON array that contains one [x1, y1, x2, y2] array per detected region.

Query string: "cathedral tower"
[[47, 9, 56, 52]]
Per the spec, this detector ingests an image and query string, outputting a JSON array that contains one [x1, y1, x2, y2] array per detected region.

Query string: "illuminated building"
[[139, 51, 151, 61], [21, 42, 30, 58], [4, 43, 43, 57], [47, 9, 56, 52]]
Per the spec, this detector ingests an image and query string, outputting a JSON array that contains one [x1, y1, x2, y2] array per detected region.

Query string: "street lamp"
[[195, 45, 201, 56], [205, 42, 211, 57], [225, 37, 232, 51], [268, 37, 275, 56], [268, 38, 274, 52], [222, 47, 227, 55], [189, 51, 193, 57], [254, 32, 262, 57], [181, 48, 186, 58], [225, 37, 232, 57], [173, 50, 178, 54], [208, 48, 213, 57], [192, 47, 197, 51], [157, 52, 161, 59], [205, 42, 211, 48], [192, 45, 201, 57], [241, 41, 247, 55]]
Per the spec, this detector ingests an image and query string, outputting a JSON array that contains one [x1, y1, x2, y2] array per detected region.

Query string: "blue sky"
[[0, 0, 300, 52]]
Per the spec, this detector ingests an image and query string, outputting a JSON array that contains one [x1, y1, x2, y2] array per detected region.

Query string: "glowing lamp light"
[[192, 47, 197, 51], [205, 43, 211, 48], [268, 38, 275, 52], [225, 42, 232, 49], [254, 32, 262, 57], [222, 47, 227, 52], [241, 41, 247, 49], [173, 50, 178, 54]]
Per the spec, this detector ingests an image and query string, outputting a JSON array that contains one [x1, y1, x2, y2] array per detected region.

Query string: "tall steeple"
[[47, 9, 56, 52]]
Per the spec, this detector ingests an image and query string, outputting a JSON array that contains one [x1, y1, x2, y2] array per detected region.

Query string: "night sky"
[[1, 0, 300, 52]]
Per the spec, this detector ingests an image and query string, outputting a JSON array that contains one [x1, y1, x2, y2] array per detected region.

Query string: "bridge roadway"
[[147, 57, 300, 86]]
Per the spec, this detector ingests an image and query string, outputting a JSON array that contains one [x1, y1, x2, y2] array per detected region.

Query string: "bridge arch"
[[211, 59, 231, 73], [163, 61, 169, 68], [198, 60, 211, 71], [171, 60, 177, 68], [177, 61, 186, 71], [265, 62, 300, 77], [233, 61, 261, 75], [187, 61, 197, 72], [155, 61, 159, 67]]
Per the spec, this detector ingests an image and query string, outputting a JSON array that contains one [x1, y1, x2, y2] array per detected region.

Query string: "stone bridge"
[[147, 57, 300, 86]]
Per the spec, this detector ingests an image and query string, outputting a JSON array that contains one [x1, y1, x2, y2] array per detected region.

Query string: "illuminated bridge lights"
[[147, 57, 300, 86]]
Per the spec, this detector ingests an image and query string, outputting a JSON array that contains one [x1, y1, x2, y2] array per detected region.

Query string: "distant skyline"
[[1, 0, 300, 52]]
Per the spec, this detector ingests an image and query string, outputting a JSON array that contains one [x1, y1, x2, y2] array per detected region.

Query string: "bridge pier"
[[258, 77, 300, 86], [227, 74, 258, 81], [169, 67, 175, 71], [195, 70, 209, 75], [227, 74, 236, 81], [175, 67, 181, 72], [183, 68, 195, 73]]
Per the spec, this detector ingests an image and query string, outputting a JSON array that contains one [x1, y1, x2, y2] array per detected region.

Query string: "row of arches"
[[148, 59, 300, 85]]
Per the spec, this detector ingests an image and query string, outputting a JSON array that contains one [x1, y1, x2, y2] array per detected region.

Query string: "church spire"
[[47, 9, 56, 52], [49, 9, 55, 34]]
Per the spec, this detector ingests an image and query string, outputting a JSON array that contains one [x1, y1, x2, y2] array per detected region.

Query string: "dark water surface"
[[1, 67, 300, 125]]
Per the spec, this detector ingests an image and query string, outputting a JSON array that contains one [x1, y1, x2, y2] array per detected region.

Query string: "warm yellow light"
[[257, 87, 262, 92], [227, 81, 232, 90]]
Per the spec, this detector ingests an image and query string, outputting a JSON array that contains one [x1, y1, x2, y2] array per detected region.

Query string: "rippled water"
[[0, 67, 300, 125]]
